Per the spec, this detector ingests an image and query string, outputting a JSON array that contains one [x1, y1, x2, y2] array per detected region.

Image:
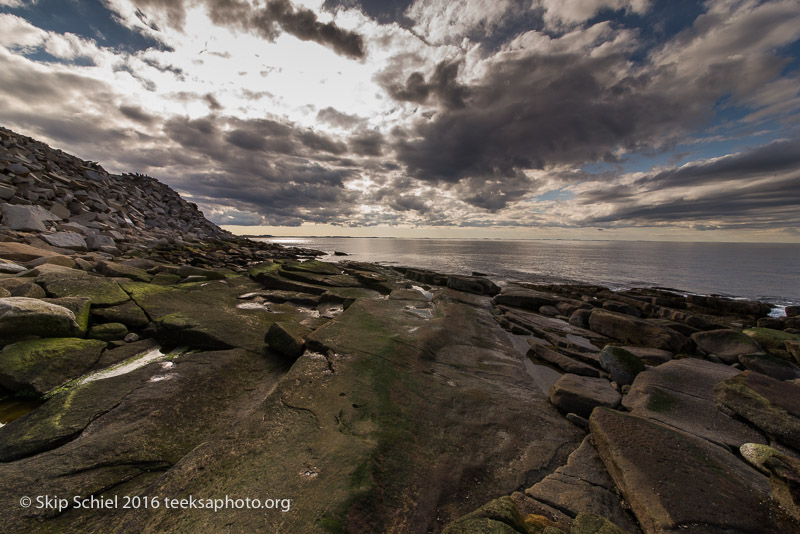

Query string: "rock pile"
[[1, 127, 227, 253]]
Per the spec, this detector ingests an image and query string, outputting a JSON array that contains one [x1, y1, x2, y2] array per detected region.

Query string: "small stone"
[[123, 332, 140, 343]]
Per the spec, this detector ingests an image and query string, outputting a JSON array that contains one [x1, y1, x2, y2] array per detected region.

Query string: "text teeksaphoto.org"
[[19, 494, 292, 513]]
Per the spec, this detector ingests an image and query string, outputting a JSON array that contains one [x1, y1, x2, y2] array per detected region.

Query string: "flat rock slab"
[[122, 278, 305, 353], [715, 371, 800, 450], [549, 374, 621, 418], [0, 348, 287, 532], [0, 337, 107, 395], [529, 342, 601, 377], [0, 242, 59, 262], [590, 408, 796, 533], [110, 294, 582, 533], [623, 359, 765, 449], [525, 436, 641, 533], [493, 289, 559, 310]]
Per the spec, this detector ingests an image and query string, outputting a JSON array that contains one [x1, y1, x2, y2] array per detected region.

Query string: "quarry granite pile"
[[1, 127, 799, 533]]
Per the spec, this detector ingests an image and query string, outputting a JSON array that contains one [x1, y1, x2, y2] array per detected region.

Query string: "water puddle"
[[0, 397, 43, 427], [411, 285, 434, 300], [236, 302, 271, 311], [76, 348, 171, 386], [404, 306, 433, 319]]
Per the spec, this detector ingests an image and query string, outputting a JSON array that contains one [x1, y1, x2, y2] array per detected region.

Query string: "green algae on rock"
[[0, 337, 107, 395]]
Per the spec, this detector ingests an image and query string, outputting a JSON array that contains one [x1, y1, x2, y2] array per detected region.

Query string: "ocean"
[[255, 237, 800, 309]]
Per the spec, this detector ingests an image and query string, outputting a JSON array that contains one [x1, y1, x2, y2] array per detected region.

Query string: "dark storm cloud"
[[389, 195, 429, 213], [348, 130, 384, 156], [383, 60, 468, 109], [574, 138, 800, 228], [636, 138, 800, 188], [119, 104, 157, 124], [153, 114, 361, 224], [316, 106, 363, 128], [131, 0, 366, 59]]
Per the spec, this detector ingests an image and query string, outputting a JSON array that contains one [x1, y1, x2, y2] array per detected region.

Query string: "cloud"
[[128, 0, 366, 58], [316, 106, 363, 128], [405, 0, 516, 45], [119, 104, 158, 124], [537, 0, 652, 29], [382, 59, 468, 109]]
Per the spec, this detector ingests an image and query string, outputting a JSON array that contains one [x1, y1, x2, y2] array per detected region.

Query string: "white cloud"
[[537, 0, 651, 29], [405, 0, 515, 45]]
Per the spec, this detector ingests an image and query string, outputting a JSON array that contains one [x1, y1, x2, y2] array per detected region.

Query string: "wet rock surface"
[[1, 127, 798, 533]]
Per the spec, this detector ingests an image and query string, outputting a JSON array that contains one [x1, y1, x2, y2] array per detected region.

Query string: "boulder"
[[690, 329, 762, 364], [0, 182, 16, 200], [744, 327, 800, 356], [40, 232, 87, 251], [787, 306, 800, 318], [622, 358, 765, 449], [0, 297, 79, 342], [85, 233, 116, 251], [96, 260, 153, 282], [39, 273, 130, 306], [616, 346, 672, 366], [602, 300, 641, 317], [9, 282, 46, 299], [0, 241, 58, 262], [739, 352, 800, 381], [447, 275, 500, 296], [0, 337, 107, 394], [0, 261, 27, 274], [0, 203, 59, 231], [493, 289, 559, 311], [590, 408, 795, 533], [598, 346, 645, 386], [265, 321, 313, 359], [787, 340, 800, 364], [569, 309, 592, 329], [715, 371, 800, 450], [549, 374, 621, 418], [588, 309, 688, 352], [90, 301, 149, 329]]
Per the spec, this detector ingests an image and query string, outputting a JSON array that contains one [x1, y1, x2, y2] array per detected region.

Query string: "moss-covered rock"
[[150, 272, 181, 285], [90, 300, 149, 329], [121, 278, 302, 352], [442, 496, 529, 534], [744, 328, 800, 356], [0, 337, 106, 394], [599, 346, 645, 385], [88, 322, 129, 341], [569, 513, 629, 534], [40, 274, 130, 306], [44, 297, 91, 336], [282, 259, 342, 275]]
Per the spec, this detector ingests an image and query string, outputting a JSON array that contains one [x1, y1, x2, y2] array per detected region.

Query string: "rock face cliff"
[[0, 127, 227, 254], [1, 127, 799, 534]]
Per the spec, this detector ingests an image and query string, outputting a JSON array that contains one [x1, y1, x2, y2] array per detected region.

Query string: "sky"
[[1, 0, 799, 241]]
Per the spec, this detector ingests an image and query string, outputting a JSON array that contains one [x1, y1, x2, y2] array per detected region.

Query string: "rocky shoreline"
[[2, 127, 800, 533]]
